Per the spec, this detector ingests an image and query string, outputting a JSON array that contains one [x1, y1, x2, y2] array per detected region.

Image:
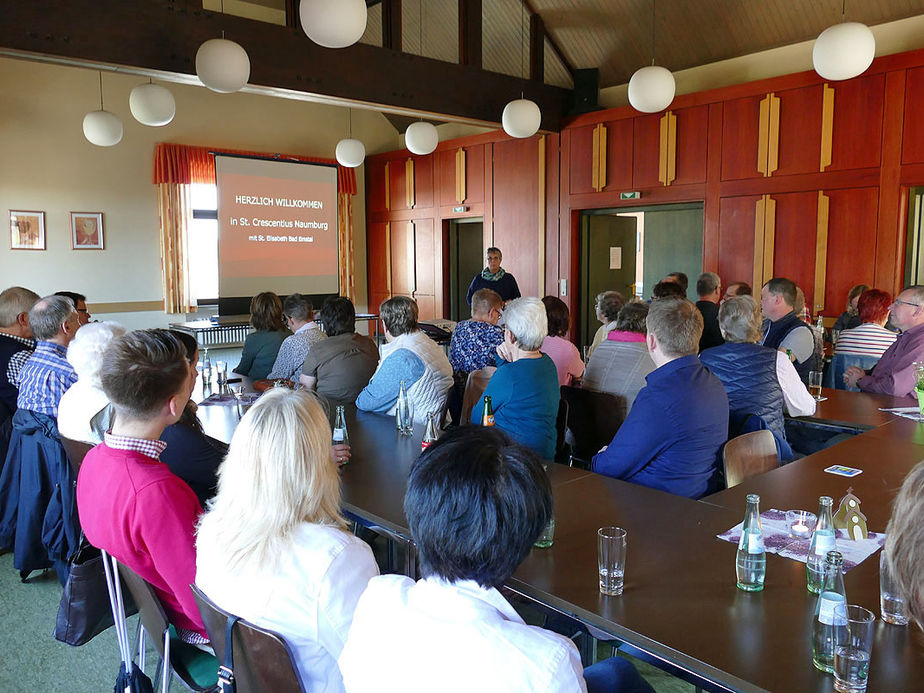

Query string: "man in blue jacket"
[[593, 297, 729, 499]]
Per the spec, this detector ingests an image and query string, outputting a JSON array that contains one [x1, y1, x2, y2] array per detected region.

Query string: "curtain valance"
[[153, 142, 357, 195]]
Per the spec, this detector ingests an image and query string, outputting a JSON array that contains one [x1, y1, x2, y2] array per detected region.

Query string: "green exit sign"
[[620, 192, 641, 200]]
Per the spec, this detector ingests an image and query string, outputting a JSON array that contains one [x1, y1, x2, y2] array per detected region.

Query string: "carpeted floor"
[[0, 545, 694, 692]]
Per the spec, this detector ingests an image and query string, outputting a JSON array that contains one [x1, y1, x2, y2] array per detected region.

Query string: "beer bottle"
[[481, 396, 495, 426]]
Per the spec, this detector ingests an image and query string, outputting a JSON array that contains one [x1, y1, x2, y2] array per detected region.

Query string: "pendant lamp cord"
[[520, 0, 525, 97], [221, 0, 225, 39], [842, 0, 847, 21], [651, 0, 656, 66], [98, 72, 103, 110]]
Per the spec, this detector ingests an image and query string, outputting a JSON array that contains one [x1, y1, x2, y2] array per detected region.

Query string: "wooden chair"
[[559, 386, 625, 468], [60, 435, 93, 474], [191, 584, 306, 693], [722, 430, 779, 488], [460, 366, 496, 424], [117, 562, 219, 693]]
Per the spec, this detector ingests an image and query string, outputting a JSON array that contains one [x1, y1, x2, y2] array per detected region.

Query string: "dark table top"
[[196, 386, 924, 693], [796, 388, 915, 430]]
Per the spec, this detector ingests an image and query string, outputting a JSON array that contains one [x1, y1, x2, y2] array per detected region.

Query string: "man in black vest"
[[696, 272, 725, 351], [0, 287, 40, 420], [760, 277, 815, 384]]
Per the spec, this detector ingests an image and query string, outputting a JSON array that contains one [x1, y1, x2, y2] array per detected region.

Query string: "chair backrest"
[[825, 352, 881, 391], [554, 397, 569, 463], [722, 430, 779, 488], [60, 436, 94, 474], [460, 366, 496, 424], [191, 585, 306, 693], [116, 562, 171, 661], [560, 385, 625, 463]]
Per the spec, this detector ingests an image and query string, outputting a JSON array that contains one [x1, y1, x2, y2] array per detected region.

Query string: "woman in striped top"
[[834, 289, 898, 358]]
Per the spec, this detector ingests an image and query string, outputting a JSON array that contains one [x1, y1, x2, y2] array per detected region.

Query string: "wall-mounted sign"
[[620, 192, 641, 200]]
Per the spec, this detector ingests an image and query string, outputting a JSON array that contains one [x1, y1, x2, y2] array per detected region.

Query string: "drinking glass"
[[534, 515, 555, 548], [598, 527, 627, 596], [833, 604, 875, 693], [231, 385, 249, 418], [879, 552, 909, 625], [809, 370, 824, 401], [215, 360, 228, 386]]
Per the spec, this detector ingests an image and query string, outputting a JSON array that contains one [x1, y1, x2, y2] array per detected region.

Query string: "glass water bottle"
[[421, 412, 438, 451], [736, 494, 766, 592], [807, 496, 837, 594], [812, 550, 847, 673], [396, 380, 412, 436], [333, 405, 349, 447]]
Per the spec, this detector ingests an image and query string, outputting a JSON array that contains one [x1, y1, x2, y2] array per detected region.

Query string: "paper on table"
[[717, 508, 885, 571], [198, 392, 261, 407], [879, 406, 922, 422]]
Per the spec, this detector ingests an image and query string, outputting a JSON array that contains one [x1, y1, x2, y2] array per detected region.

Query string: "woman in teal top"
[[233, 291, 291, 380], [471, 297, 560, 460]]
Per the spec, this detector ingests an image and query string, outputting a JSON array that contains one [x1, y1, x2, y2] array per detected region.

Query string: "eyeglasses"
[[891, 299, 920, 308]]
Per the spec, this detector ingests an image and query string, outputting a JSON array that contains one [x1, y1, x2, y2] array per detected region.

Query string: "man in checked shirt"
[[0, 287, 40, 465]]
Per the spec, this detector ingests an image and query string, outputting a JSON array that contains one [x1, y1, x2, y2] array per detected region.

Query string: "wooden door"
[[583, 215, 637, 345]]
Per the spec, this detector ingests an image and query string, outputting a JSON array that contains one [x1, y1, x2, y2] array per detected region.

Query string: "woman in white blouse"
[[196, 388, 378, 693]]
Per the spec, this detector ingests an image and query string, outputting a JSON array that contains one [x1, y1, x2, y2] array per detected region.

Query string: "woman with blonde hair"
[[233, 291, 291, 380], [196, 388, 378, 692]]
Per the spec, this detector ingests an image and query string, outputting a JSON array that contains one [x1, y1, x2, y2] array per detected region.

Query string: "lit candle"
[[791, 522, 810, 539]]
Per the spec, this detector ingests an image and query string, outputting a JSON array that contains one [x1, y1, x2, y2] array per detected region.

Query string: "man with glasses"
[[54, 291, 91, 328], [267, 293, 326, 382], [844, 286, 924, 397], [447, 288, 504, 423]]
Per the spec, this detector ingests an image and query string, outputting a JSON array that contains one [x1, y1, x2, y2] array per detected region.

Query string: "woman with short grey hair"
[[700, 296, 814, 456], [471, 297, 560, 461]]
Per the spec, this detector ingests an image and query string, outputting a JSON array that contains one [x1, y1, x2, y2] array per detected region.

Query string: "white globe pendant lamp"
[[812, 22, 875, 81], [129, 82, 176, 126], [83, 110, 123, 147], [405, 121, 439, 156], [83, 73, 122, 147], [502, 98, 541, 138], [300, 0, 367, 49], [627, 65, 676, 113], [336, 139, 365, 168], [196, 37, 251, 93]]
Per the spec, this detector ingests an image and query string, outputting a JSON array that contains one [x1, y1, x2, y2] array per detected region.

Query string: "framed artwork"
[[71, 211, 104, 250], [9, 210, 46, 250]]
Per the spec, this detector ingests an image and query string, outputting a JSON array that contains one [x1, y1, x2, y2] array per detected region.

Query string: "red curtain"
[[153, 142, 357, 196]]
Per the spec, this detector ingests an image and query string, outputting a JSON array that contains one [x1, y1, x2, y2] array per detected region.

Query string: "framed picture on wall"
[[9, 210, 46, 250], [70, 211, 104, 250]]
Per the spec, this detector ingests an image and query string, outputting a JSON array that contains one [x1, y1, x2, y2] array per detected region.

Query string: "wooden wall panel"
[[366, 161, 387, 213], [465, 145, 485, 205], [823, 187, 879, 313], [387, 160, 409, 211], [775, 85, 823, 177], [673, 105, 709, 185], [829, 73, 885, 171], [412, 155, 434, 209], [771, 191, 819, 307], [493, 137, 541, 296], [717, 195, 760, 286], [568, 124, 596, 194], [632, 114, 661, 188], [721, 95, 763, 181], [436, 150, 457, 207], [367, 221, 390, 296], [902, 66, 924, 164], [603, 118, 634, 192], [389, 221, 414, 294], [413, 218, 436, 297]]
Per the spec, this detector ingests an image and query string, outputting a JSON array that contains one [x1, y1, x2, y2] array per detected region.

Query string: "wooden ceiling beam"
[[459, 0, 483, 70], [529, 12, 544, 82], [381, 0, 402, 52], [0, 0, 570, 129], [522, 0, 574, 78]]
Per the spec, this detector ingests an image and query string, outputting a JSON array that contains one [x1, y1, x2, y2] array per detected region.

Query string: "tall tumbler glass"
[[598, 527, 627, 596], [833, 604, 875, 693], [880, 552, 909, 625]]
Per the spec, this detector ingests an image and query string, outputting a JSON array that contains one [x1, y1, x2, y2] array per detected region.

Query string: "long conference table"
[[198, 385, 924, 693]]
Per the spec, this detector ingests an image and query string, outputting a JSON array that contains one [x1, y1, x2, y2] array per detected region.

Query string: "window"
[[190, 183, 218, 303]]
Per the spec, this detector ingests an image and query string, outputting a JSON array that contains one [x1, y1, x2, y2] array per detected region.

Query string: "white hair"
[[66, 321, 127, 386], [503, 297, 548, 352], [196, 388, 346, 573]]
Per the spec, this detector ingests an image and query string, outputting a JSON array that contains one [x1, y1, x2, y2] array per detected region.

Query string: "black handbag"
[[54, 537, 136, 646]]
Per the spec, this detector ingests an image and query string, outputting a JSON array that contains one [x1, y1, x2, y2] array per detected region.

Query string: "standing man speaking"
[[466, 247, 521, 305]]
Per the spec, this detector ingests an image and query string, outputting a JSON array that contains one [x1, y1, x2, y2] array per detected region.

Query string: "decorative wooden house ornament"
[[833, 488, 868, 540]]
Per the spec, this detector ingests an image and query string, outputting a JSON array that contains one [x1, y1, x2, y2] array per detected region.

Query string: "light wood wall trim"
[[763, 195, 776, 284], [597, 124, 607, 192], [767, 93, 780, 176], [455, 148, 467, 203], [538, 135, 547, 296], [814, 191, 830, 312], [658, 112, 670, 185], [591, 123, 607, 192], [385, 221, 392, 293], [753, 195, 767, 290], [665, 111, 677, 186], [408, 221, 417, 297], [90, 300, 163, 314], [820, 84, 835, 172], [384, 161, 391, 210], [757, 94, 771, 176], [405, 158, 415, 209]]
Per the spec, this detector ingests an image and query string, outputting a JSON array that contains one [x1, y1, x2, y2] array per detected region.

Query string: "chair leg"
[[161, 632, 171, 693], [135, 620, 145, 674]]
